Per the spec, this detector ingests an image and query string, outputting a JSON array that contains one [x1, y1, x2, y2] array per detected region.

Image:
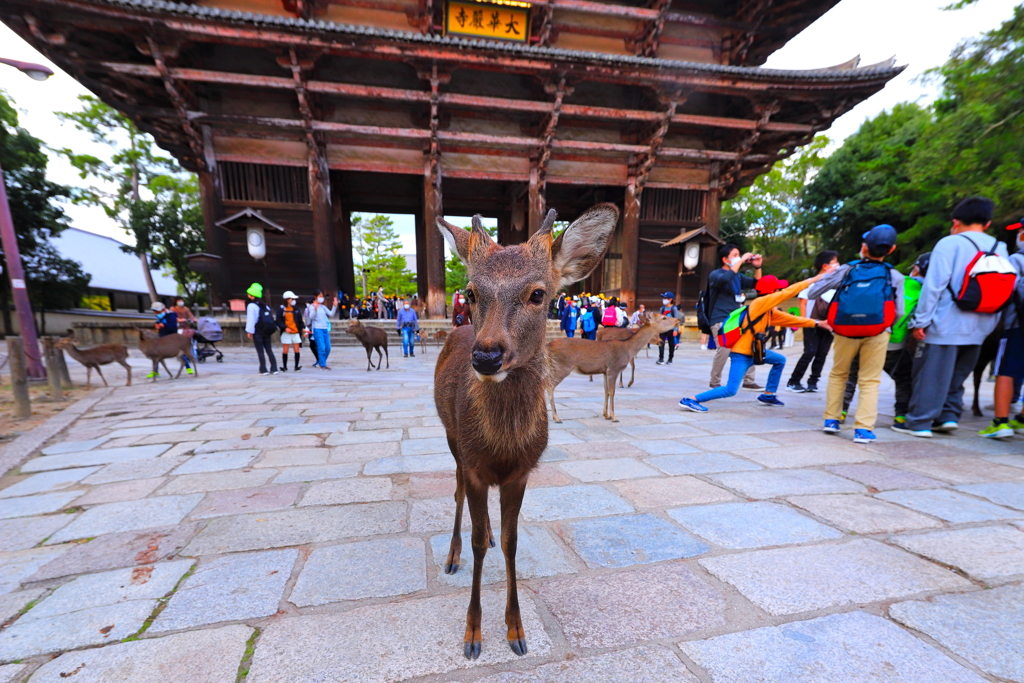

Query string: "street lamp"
[[0, 57, 53, 378]]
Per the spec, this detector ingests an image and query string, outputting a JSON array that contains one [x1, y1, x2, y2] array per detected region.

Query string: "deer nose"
[[472, 348, 504, 375]]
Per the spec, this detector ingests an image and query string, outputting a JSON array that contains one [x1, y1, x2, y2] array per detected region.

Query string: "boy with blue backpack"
[[808, 224, 905, 444]]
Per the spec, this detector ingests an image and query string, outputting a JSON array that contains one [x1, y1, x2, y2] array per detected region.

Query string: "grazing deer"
[[434, 204, 618, 660], [137, 330, 198, 381], [596, 313, 658, 388], [55, 336, 132, 387], [547, 313, 678, 423], [346, 319, 389, 371]]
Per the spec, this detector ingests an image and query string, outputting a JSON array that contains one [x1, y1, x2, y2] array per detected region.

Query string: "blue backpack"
[[827, 261, 897, 338], [581, 310, 596, 333]]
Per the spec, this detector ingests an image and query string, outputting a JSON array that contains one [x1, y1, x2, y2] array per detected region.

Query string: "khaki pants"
[[825, 332, 890, 430], [710, 322, 755, 387]]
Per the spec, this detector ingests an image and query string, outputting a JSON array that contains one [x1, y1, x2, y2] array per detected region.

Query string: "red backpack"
[[951, 235, 1017, 314]]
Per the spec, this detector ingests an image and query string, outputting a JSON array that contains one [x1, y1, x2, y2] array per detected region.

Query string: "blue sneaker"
[[823, 419, 841, 434], [853, 429, 877, 444], [678, 397, 708, 413], [757, 394, 784, 407]]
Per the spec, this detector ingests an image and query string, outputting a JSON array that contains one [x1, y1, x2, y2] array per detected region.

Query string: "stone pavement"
[[0, 341, 1022, 683]]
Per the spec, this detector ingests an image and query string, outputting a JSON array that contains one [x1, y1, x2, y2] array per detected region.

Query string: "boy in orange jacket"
[[679, 272, 831, 412]]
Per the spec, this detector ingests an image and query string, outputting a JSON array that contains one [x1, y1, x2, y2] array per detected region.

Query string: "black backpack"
[[254, 303, 276, 335], [696, 289, 716, 335]]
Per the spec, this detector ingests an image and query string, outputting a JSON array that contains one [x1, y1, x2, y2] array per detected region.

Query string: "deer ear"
[[551, 203, 619, 289], [468, 214, 498, 262], [526, 208, 558, 259], [436, 217, 471, 264]]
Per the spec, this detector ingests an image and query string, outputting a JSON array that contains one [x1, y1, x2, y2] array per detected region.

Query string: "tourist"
[[810, 225, 905, 444], [579, 298, 598, 340], [275, 290, 305, 372], [900, 197, 1012, 437], [707, 244, 764, 391], [452, 292, 472, 328], [679, 273, 828, 412], [396, 299, 420, 358], [617, 301, 629, 327], [560, 296, 580, 337], [978, 218, 1024, 439], [656, 292, 680, 365], [305, 296, 320, 364], [377, 287, 387, 319], [304, 289, 338, 370], [244, 283, 279, 376], [630, 303, 646, 327], [149, 301, 192, 378], [170, 297, 196, 327], [787, 250, 839, 392]]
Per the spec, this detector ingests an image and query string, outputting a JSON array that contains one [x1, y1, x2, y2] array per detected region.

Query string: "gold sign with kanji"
[[446, 0, 530, 42]]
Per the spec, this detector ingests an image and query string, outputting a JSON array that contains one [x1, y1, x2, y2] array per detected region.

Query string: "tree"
[[57, 95, 175, 304], [0, 91, 89, 331], [351, 214, 416, 296], [134, 175, 207, 303]]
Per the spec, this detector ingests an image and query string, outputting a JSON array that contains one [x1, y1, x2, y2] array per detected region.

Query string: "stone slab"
[[559, 458, 660, 482], [46, 495, 203, 544], [289, 538, 425, 606], [613, 476, 737, 508], [0, 467, 100, 499], [628, 440, 700, 456], [559, 513, 709, 568], [669, 501, 844, 549], [21, 444, 172, 473], [170, 449, 260, 475], [152, 549, 297, 631], [741, 445, 881, 468], [694, 417, 811, 434], [189, 484, 301, 519], [80, 456, 187, 485], [325, 429, 403, 446], [645, 452, 761, 476], [684, 434, 779, 451], [0, 588, 45, 624], [890, 583, 1024, 683], [0, 599, 157, 660], [268, 422, 350, 436], [561, 442, 648, 460], [0, 664, 24, 683], [877, 489, 1021, 523], [409, 496, 500, 534], [891, 526, 1024, 581], [899, 457, 1024, 485], [25, 624, 252, 683], [521, 485, 633, 522], [30, 524, 198, 582], [159, 469, 275, 495], [824, 464, 945, 491], [106, 423, 199, 439], [183, 502, 406, 555], [193, 435, 321, 454], [272, 463, 361, 484], [540, 563, 724, 649], [788, 494, 944, 534], [329, 442, 400, 463], [708, 469, 865, 499], [956, 482, 1024, 511], [40, 437, 110, 455], [428, 526, 577, 588], [300, 478, 392, 506], [0, 547, 68, 595], [617, 424, 709, 440], [469, 646, 699, 683], [248, 591, 552, 682], [254, 448, 330, 468], [363, 453, 454, 475], [680, 611, 987, 683], [400, 437, 450, 455], [0, 515, 73, 553], [699, 538, 970, 616]]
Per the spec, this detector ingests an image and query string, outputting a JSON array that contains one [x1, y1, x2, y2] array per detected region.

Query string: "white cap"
[[151, 302, 166, 312], [282, 290, 297, 300]]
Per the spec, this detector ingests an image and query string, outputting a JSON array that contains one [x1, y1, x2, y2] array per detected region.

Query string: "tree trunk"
[[139, 252, 159, 306]]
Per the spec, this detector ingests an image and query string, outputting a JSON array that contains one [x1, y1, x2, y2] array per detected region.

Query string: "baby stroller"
[[194, 317, 224, 363]]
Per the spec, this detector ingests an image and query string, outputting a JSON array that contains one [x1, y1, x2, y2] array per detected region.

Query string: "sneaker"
[[979, 422, 1015, 439], [666, 360, 673, 365], [757, 394, 785, 407], [742, 382, 765, 392], [404, 354, 408, 358], [853, 429, 877, 444], [410, 352, 415, 357], [271, 370, 279, 375], [281, 366, 288, 372], [932, 421, 958, 433], [891, 424, 932, 438], [678, 397, 708, 413], [805, 383, 819, 393], [839, 411, 848, 424], [656, 360, 664, 365], [260, 371, 269, 376], [294, 365, 302, 372], [186, 367, 195, 375], [146, 371, 158, 379], [787, 382, 807, 393], [709, 383, 721, 389], [1010, 417, 1024, 434], [893, 415, 907, 425], [322, 365, 332, 371], [823, 419, 841, 433]]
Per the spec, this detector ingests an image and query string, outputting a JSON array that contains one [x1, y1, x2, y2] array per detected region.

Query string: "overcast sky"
[[0, 0, 1017, 254]]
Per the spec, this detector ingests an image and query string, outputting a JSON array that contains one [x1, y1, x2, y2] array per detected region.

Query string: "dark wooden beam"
[[146, 38, 206, 168], [424, 64, 446, 319], [198, 125, 232, 302], [619, 176, 640, 308], [634, 91, 685, 193], [636, 0, 671, 57]]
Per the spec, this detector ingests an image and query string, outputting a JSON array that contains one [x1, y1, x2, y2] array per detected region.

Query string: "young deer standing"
[[137, 330, 198, 381], [346, 319, 389, 371], [547, 313, 678, 422], [595, 313, 658, 388], [55, 336, 132, 387], [434, 204, 618, 660]]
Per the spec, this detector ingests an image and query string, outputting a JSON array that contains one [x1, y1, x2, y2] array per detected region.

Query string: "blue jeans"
[[564, 329, 575, 338], [696, 350, 785, 403], [313, 328, 331, 367], [401, 327, 415, 355]]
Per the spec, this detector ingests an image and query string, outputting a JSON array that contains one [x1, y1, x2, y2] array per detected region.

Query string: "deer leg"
[[602, 373, 610, 419], [119, 360, 132, 386], [628, 358, 635, 388], [376, 347, 383, 370], [94, 365, 109, 387], [463, 477, 489, 660], [548, 381, 561, 423], [607, 371, 619, 422], [384, 345, 389, 369], [500, 477, 529, 656], [85, 367, 92, 387], [174, 358, 185, 379], [445, 455, 466, 574], [365, 347, 373, 372], [162, 360, 174, 379]]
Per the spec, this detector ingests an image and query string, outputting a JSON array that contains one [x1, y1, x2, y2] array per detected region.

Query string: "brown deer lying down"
[[434, 204, 618, 660], [346, 319, 389, 371], [595, 314, 660, 388], [55, 336, 132, 387], [137, 330, 198, 381], [547, 313, 678, 422]]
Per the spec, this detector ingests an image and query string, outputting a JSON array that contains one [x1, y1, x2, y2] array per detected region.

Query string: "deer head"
[[437, 203, 619, 383]]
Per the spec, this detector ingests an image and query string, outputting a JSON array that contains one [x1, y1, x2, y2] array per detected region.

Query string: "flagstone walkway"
[[0, 342, 1022, 683]]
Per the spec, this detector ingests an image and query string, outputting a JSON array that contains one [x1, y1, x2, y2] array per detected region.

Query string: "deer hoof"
[[464, 640, 482, 660], [444, 561, 460, 575], [488, 537, 496, 548], [508, 638, 528, 656]]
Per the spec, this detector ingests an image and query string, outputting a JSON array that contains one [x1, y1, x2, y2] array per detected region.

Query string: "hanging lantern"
[[684, 243, 700, 271], [246, 224, 266, 260], [216, 208, 287, 264]]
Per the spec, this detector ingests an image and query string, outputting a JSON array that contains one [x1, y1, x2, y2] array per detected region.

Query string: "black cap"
[[914, 252, 931, 277], [862, 224, 897, 249]]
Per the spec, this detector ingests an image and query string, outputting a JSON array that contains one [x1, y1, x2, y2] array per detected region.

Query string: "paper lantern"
[[246, 224, 266, 260], [684, 243, 700, 271]]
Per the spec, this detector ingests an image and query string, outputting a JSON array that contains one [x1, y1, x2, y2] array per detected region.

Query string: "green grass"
[[235, 627, 262, 681], [121, 562, 197, 643]]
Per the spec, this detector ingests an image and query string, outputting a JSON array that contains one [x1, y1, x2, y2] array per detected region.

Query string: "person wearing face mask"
[[786, 250, 839, 393], [452, 293, 472, 329], [244, 283, 279, 376], [396, 299, 420, 358], [560, 296, 580, 337], [656, 293, 680, 364], [707, 244, 764, 391], [303, 289, 338, 370], [276, 290, 305, 372], [169, 296, 197, 374]]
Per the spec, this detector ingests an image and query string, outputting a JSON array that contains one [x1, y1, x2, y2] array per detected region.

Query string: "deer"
[[346, 319, 389, 371], [434, 203, 618, 660], [547, 313, 679, 423], [595, 313, 660, 388], [137, 330, 198, 381], [55, 336, 132, 387]]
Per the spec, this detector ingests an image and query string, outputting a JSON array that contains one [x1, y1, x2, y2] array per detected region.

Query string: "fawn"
[[55, 336, 132, 387], [547, 313, 679, 422], [595, 312, 657, 388], [137, 330, 198, 381], [345, 319, 389, 371], [434, 203, 618, 660]]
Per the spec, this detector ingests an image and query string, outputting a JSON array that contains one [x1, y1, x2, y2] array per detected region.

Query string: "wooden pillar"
[[619, 176, 640, 308], [528, 163, 544, 237], [309, 138, 337, 296], [414, 212, 428, 303], [331, 175, 355, 300], [699, 188, 722, 291], [497, 213, 512, 247], [199, 126, 231, 305], [423, 158, 446, 319]]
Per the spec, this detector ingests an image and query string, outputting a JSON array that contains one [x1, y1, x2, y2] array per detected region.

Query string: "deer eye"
[[529, 289, 546, 304], [465, 288, 476, 304]]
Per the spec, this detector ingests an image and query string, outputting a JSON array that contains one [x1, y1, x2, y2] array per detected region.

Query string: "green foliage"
[[443, 221, 497, 295], [351, 214, 415, 296]]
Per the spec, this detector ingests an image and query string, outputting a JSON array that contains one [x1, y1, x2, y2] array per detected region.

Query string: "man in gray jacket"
[[897, 197, 1009, 438]]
